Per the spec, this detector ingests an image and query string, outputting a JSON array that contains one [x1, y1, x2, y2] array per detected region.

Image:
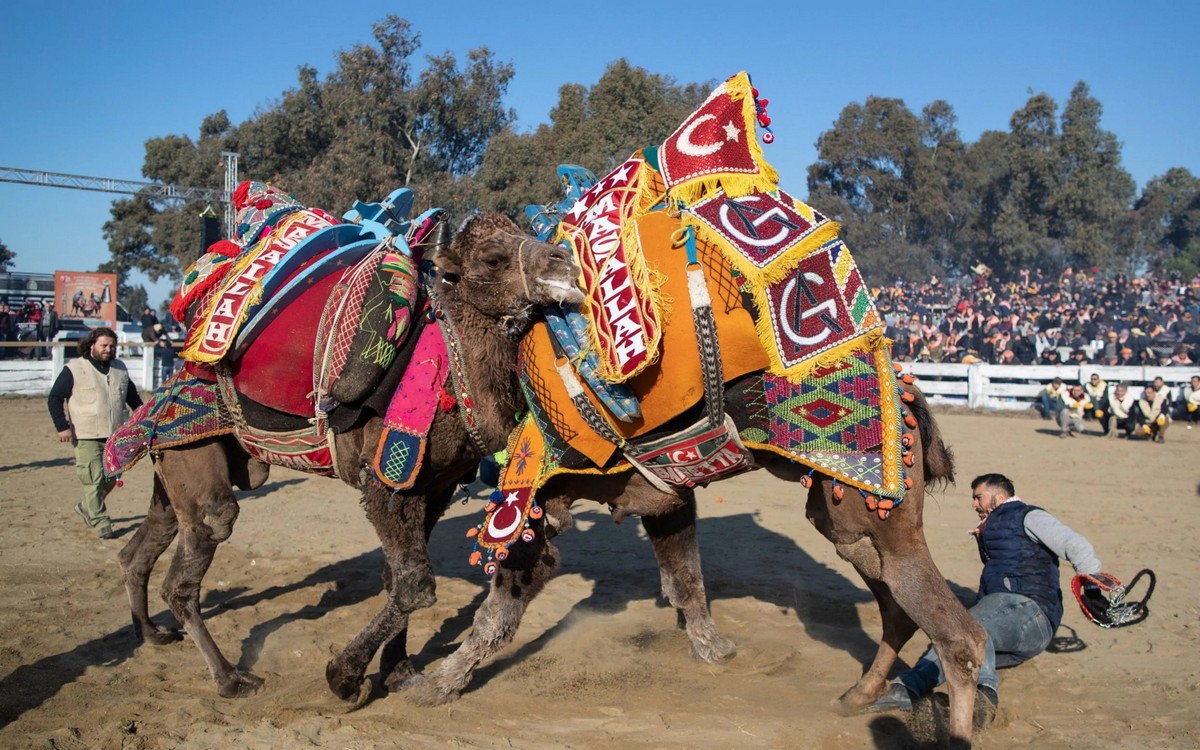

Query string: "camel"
[[116, 212, 584, 700], [404, 380, 988, 743]]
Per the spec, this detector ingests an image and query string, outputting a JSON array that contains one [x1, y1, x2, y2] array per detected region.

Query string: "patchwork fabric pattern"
[[657, 72, 779, 206], [372, 323, 448, 490], [761, 240, 882, 375], [104, 372, 234, 476], [688, 189, 835, 276], [183, 209, 336, 363], [556, 154, 663, 382], [743, 350, 905, 498]]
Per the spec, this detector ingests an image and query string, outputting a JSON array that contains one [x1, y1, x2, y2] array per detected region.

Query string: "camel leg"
[[325, 487, 440, 702], [156, 443, 260, 698], [807, 479, 985, 744], [377, 488, 455, 693], [406, 499, 567, 706], [118, 471, 183, 645], [641, 494, 735, 663], [830, 538, 920, 712]]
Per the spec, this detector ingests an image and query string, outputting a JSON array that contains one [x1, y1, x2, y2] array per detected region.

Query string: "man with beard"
[[46, 328, 142, 539], [870, 474, 1104, 728]]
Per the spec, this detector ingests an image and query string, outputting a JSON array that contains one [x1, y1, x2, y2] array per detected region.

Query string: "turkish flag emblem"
[[659, 79, 763, 189]]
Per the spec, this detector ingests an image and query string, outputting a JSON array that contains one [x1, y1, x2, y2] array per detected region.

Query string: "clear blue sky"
[[2, 1, 1196, 307]]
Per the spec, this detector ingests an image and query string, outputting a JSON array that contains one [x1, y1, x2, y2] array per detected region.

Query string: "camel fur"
[[406, 382, 987, 745], [117, 213, 584, 700]]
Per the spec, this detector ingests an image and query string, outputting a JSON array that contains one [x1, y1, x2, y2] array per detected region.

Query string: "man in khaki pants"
[[47, 328, 143, 539]]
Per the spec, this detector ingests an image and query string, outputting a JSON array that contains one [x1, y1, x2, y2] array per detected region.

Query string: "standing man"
[[872, 474, 1105, 727], [46, 328, 142, 540], [38, 301, 59, 360]]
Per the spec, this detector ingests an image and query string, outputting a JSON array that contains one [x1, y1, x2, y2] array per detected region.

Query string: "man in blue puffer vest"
[[871, 472, 1103, 726]]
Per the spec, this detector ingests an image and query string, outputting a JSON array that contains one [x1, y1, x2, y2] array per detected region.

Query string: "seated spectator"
[[1057, 384, 1091, 437], [1037, 377, 1067, 421], [1178, 375, 1200, 428], [1083, 372, 1108, 422], [1134, 384, 1172, 443], [1104, 383, 1137, 438]]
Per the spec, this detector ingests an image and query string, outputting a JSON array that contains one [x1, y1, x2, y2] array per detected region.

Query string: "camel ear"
[[428, 223, 462, 278]]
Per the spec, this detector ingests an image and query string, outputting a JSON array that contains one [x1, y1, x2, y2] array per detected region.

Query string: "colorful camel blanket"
[[104, 371, 234, 476], [469, 72, 906, 570]]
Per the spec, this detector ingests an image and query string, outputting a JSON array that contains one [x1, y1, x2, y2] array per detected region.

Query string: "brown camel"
[[116, 212, 584, 700], [406, 383, 988, 744]]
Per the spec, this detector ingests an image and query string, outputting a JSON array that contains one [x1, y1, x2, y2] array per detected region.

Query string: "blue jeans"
[[898, 592, 1054, 697]]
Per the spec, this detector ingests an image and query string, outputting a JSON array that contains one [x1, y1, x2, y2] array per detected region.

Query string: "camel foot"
[[144, 625, 184, 646], [836, 679, 887, 715], [405, 673, 462, 707], [381, 662, 420, 693], [689, 632, 737, 664], [325, 659, 367, 703], [216, 670, 263, 699]]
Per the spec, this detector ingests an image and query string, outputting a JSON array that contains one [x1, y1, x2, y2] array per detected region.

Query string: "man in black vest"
[[871, 473, 1103, 727]]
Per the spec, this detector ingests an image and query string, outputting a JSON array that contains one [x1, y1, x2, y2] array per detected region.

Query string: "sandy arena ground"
[[0, 395, 1197, 749]]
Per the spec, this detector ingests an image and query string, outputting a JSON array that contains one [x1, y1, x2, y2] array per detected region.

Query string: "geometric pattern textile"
[[104, 372, 234, 476], [737, 348, 906, 499]]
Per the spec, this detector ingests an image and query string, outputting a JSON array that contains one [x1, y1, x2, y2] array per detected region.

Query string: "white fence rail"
[[0, 342, 159, 396], [2, 347, 1196, 412], [905, 362, 1198, 411]]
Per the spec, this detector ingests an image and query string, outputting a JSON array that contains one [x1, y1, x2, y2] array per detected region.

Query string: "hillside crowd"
[[879, 267, 1200, 369]]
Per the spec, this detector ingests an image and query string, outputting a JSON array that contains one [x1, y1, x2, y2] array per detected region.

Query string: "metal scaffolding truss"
[[1, 151, 240, 236]]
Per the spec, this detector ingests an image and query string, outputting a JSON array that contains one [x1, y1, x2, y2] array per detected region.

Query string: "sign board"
[[55, 271, 118, 328]]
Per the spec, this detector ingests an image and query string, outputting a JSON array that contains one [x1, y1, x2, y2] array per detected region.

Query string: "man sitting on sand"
[[871, 473, 1105, 728]]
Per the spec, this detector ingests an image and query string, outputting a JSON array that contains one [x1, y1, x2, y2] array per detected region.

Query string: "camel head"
[[431, 213, 583, 332]]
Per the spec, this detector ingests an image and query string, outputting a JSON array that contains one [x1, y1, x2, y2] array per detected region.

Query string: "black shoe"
[[73, 502, 96, 529], [97, 525, 116, 540], [974, 685, 998, 729], [870, 682, 916, 713]]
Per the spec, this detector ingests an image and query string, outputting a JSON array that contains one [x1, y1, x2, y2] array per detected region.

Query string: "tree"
[[1052, 82, 1135, 268], [1125, 167, 1200, 275], [807, 96, 938, 280], [0, 238, 14, 271], [473, 60, 710, 221], [105, 16, 514, 281]]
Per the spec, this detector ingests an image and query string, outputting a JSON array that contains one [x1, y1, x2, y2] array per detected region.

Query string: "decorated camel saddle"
[[470, 72, 910, 573], [106, 183, 452, 490]]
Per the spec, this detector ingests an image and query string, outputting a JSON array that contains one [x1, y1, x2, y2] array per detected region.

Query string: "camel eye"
[[483, 254, 505, 270]]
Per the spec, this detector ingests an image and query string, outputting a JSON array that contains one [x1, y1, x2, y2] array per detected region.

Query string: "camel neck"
[[436, 292, 524, 455]]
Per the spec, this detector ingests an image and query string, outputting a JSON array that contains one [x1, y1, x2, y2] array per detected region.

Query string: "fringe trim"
[[660, 73, 780, 208]]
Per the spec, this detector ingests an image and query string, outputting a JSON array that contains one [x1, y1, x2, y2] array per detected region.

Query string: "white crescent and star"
[[676, 115, 742, 157]]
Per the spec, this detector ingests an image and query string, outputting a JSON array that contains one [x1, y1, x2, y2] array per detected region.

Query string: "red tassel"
[[232, 181, 251, 208], [439, 390, 457, 412], [208, 239, 242, 258]]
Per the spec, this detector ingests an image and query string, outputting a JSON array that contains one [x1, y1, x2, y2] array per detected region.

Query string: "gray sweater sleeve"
[[1024, 510, 1102, 575]]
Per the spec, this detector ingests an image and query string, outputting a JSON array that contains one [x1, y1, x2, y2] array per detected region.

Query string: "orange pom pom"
[[466, 527, 478, 538], [832, 484, 844, 501], [469, 551, 482, 566]]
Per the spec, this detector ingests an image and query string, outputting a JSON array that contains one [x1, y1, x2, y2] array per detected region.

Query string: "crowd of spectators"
[[878, 267, 1200, 368]]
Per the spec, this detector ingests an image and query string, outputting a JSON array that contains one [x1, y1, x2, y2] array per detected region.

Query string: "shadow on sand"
[[0, 486, 979, 732]]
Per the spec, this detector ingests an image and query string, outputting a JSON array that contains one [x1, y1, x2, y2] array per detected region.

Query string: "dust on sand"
[[1, 396, 1197, 749]]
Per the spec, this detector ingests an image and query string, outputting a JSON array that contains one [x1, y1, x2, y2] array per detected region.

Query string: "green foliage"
[[0, 238, 14, 271], [106, 15, 513, 280], [808, 83, 1148, 282], [103, 19, 1192, 292], [473, 60, 710, 221]]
